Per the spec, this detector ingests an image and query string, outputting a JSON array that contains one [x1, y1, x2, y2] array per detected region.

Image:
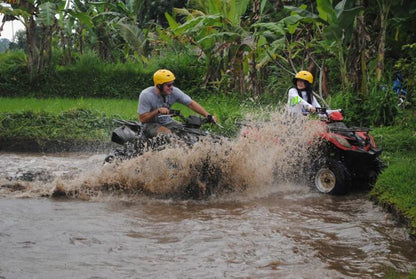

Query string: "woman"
[[287, 70, 321, 115]]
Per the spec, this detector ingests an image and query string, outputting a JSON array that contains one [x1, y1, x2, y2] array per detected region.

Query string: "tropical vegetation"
[[0, 0, 415, 268]]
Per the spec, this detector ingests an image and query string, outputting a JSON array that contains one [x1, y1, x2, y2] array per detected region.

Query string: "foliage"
[[0, 50, 29, 94], [165, 0, 258, 95], [363, 80, 401, 126], [0, 109, 114, 142], [327, 83, 401, 127], [149, 51, 205, 95], [0, 38, 10, 53], [1, 1, 415, 128], [394, 43, 416, 108], [0, 50, 206, 98]]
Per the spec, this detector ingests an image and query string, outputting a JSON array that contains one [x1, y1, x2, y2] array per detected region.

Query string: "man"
[[138, 69, 217, 137]]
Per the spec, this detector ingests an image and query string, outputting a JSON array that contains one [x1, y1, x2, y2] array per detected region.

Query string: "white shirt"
[[287, 88, 321, 115]]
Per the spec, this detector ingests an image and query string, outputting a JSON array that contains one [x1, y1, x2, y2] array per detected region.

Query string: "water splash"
[[0, 110, 325, 200], [50, 109, 325, 200]]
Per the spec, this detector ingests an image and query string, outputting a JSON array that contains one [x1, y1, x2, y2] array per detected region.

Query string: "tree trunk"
[[26, 16, 38, 80], [250, 0, 261, 97], [375, 0, 391, 81], [37, 23, 54, 74]]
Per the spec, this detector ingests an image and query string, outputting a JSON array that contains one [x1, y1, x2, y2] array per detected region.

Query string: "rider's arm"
[[139, 108, 162, 123], [311, 96, 321, 109], [188, 100, 217, 123], [288, 88, 314, 111]]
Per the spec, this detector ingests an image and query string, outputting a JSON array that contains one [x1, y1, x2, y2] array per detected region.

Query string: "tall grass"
[[370, 153, 416, 235], [0, 97, 138, 119]]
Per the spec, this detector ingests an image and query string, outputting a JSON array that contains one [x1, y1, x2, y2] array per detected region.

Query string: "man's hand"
[[158, 107, 170, 114], [206, 114, 217, 124]]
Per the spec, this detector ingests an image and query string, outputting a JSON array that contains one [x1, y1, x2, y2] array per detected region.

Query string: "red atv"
[[310, 108, 385, 195]]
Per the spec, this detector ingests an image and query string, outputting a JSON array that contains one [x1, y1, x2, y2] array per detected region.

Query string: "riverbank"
[[371, 127, 416, 238]]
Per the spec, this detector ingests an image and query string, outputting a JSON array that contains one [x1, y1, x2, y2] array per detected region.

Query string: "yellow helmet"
[[294, 70, 313, 84], [153, 69, 176, 85]]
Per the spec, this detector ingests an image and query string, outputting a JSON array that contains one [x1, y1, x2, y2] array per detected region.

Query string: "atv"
[[104, 110, 219, 163], [310, 108, 385, 195]]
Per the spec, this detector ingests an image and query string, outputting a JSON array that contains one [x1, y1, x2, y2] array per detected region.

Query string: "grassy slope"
[[0, 97, 139, 119], [371, 127, 416, 236], [0, 96, 244, 145]]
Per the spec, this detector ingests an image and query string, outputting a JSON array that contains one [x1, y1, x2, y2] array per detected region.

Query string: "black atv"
[[104, 110, 218, 163]]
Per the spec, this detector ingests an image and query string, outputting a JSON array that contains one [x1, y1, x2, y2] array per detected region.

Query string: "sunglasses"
[[164, 82, 174, 88]]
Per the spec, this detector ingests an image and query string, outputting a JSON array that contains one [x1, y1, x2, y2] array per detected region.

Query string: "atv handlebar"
[[315, 107, 327, 115], [315, 107, 343, 115], [169, 109, 181, 117], [169, 109, 216, 125]]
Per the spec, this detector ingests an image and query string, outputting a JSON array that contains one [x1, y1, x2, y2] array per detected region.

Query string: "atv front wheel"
[[313, 159, 351, 195]]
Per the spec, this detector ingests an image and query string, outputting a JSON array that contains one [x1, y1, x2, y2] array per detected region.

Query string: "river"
[[0, 151, 415, 279]]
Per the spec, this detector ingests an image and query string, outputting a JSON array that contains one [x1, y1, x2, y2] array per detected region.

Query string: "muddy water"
[[1, 113, 415, 278], [1, 153, 415, 279]]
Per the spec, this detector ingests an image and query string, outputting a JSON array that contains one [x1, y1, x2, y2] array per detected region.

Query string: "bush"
[[394, 43, 416, 109], [329, 83, 401, 127], [0, 50, 204, 99], [363, 80, 400, 126], [0, 50, 30, 95]]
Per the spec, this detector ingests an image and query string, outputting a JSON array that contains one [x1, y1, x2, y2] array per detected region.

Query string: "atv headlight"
[[330, 134, 352, 148]]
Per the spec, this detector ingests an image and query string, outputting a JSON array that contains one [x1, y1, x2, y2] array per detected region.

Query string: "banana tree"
[[253, 4, 330, 98], [375, 0, 391, 82], [164, 0, 267, 96], [89, 0, 152, 63], [37, 1, 61, 72], [282, 0, 361, 93], [0, 0, 64, 77]]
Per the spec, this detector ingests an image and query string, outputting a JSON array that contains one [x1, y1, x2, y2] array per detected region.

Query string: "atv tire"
[[313, 159, 351, 195]]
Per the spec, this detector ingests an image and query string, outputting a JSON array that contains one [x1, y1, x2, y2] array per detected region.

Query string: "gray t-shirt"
[[137, 86, 192, 125]]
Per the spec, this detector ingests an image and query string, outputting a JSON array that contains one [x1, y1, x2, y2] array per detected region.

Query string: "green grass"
[[0, 97, 138, 119], [0, 109, 114, 142], [0, 96, 246, 137], [370, 126, 416, 238], [0, 96, 247, 148], [370, 152, 416, 235]]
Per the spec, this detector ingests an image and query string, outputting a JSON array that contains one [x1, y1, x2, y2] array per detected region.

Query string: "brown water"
[[1, 113, 415, 278]]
